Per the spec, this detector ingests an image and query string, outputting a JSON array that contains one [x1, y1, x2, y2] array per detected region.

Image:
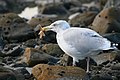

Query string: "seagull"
[[39, 20, 116, 72]]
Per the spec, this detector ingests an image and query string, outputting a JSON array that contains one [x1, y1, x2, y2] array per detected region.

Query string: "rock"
[[0, 66, 25, 80], [58, 54, 73, 66], [103, 33, 120, 49], [41, 43, 64, 57], [38, 3, 69, 20], [28, 16, 52, 28], [90, 7, 120, 35], [22, 48, 59, 66], [0, 35, 4, 50], [32, 64, 86, 80], [23, 39, 42, 48], [1, 44, 24, 57], [68, 12, 97, 27], [38, 3, 68, 15], [90, 74, 113, 80], [58, 54, 96, 71], [41, 31, 57, 43], [0, 13, 36, 43], [91, 51, 120, 65], [14, 67, 31, 79]]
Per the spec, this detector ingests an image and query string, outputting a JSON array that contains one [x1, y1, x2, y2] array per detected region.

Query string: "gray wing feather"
[[63, 28, 111, 54]]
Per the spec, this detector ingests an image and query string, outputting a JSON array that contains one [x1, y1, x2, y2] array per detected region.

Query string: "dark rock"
[[23, 39, 42, 48], [41, 43, 64, 57], [22, 48, 59, 66], [0, 66, 25, 80], [69, 12, 97, 27], [38, 3, 68, 15], [103, 33, 120, 49], [14, 67, 31, 79], [58, 54, 96, 71], [1, 44, 24, 57], [41, 31, 57, 43], [90, 74, 113, 80], [0, 35, 5, 50], [0, 13, 36, 43]]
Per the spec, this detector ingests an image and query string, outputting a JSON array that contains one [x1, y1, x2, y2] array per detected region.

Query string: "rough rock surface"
[[90, 7, 120, 35], [0, 13, 36, 42], [32, 64, 86, 80], [22, 48, 58, 66], [41, 43, 64, 57]]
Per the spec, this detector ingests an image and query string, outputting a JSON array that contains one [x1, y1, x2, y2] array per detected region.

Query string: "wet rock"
[[38, 3, 68, 15], [0, 35, 4, 50], [0, 13, 36, 43], [0, 66, 25, 80], [68, 12, 97, 27], [1, 44, 24, 57], [91, 51, 120, 65], [41, 31, 57, 43], [23, 38, 42, 48], [14, 67, 31, 79], [58, 54, 96, 71], [22, 48, 59, 66], [32, 64, 86, 80], [90, 74, 113, 80], [28, 16, 52, 28], [90, 7, 120, 35], [103, 33, 120, 49], [41, 43, 64, 57]]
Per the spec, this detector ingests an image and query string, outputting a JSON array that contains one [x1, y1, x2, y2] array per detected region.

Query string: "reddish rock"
[[32, 64, 86, 80]]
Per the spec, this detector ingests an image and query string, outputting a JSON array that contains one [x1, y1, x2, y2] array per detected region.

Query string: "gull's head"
[[42, 20, 70, 33]]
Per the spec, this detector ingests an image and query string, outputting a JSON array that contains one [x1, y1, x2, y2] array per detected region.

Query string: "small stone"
[[32, 64, 86, 80], [42, 43, 64, 57]]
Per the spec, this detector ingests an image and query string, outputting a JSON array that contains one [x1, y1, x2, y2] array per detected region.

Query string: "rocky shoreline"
[[0, 0, 120, 80]]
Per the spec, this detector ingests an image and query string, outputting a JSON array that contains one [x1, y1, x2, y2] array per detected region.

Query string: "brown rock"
[[42, 43, 64, 57], [90, 7, 120, 35], [28, 17, 52, 28], [32, 64, 86, 80], [23, 48, 58, 66], [91, 50, 120, 65], [69, 12, 97, 27]]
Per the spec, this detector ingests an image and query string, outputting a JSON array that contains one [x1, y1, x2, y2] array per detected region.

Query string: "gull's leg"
[[73, 57, 76, 66], [86, 57, 90, 73]]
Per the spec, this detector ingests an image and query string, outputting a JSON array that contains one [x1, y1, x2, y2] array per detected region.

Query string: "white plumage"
[[42, 20, 116, 72]]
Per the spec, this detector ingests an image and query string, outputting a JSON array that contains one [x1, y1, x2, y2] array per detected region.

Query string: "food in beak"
[[39, 25, 45, 39]]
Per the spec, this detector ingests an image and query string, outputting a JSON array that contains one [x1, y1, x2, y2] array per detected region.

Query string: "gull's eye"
[[53, 24, 57, 26]]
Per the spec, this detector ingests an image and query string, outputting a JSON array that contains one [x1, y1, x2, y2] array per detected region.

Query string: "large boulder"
[[32, 64, 86, 80], [90, 7, 120, 35], [0, 13, 36, 42]]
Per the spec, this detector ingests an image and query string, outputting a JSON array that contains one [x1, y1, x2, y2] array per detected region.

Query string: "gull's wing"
[[62, 27, 112, 54]]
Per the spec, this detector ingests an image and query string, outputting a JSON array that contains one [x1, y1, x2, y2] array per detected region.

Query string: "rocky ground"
[[0, 0, 120, 80]]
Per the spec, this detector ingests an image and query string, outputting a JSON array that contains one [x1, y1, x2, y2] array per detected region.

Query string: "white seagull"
[[39, 20, 116, 72]]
